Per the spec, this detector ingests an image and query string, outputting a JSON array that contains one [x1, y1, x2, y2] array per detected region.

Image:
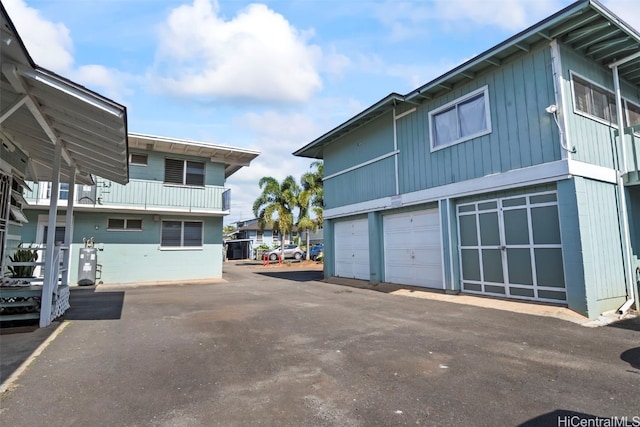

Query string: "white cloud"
[[431, 0, 564, 32], [71, 65, 135, 101], [3, 0, 135, 102], [3, 0, 74, 71], [374, 0, 565, 38], [603, 0, 640, 30], [151, 0, 323, 103], [238, 111, 322, 141]]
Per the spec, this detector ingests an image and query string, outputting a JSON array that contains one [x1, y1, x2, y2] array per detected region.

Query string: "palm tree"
[[299, 161, 324, 260], [252, 175, 300, 255], [296, 190, 315, 260]]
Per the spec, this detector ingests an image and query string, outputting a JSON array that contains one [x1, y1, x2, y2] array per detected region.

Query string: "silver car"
[[265, 244, 304, 261]]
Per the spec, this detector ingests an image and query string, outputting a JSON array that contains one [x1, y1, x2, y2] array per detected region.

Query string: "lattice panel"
[[51, 285, 70, 321]]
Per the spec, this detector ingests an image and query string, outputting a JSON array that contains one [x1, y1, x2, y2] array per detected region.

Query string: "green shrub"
[[8, 243, 38, 278]]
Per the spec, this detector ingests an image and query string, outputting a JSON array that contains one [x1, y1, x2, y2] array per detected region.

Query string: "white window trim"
[[107, 218, 143, 231], [429, 85, 492, 152], [570, 70, 640, 135], [129, 153, 148, 166], [159, 220, 204, 249], [623, 99, 640, 136]]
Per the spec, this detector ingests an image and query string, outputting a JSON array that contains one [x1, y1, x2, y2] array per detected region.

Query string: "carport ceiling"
[[1, 3, 128, 185]]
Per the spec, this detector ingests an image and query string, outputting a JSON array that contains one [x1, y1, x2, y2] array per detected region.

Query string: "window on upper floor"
[[572, 74, 618, 124], [161, 220, 203, 248], [45, 182, 69, 200], [625, 100, 640, 129], [129, 153, 148, 166], [164, 158, 205, 186], [571, 72, 640, 135], [107, 218, 143, 231], [429, 86, 491, 151]]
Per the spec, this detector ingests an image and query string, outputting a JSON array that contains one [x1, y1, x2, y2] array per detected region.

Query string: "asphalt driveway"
[[0, 262, 638, 426]]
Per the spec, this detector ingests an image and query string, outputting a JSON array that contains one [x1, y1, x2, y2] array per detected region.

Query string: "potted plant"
[[8, 243, 39, 278]]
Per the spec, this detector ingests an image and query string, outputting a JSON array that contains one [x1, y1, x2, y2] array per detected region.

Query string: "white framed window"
[[44, 182, 69, 200], [164, 158, 204, 186], [429, 85, 491, 151], [129, 153, 148, 166], [571, 71, 640, 134], [625, 99, 640, 130], [571, 73, 617, 124], [107, 218, 143, 231], [161, 220, 203, 248]]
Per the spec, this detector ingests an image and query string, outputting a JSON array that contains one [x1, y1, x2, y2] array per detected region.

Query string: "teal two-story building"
[[295, 0, 640, 319], [20, 133, 259, 285]]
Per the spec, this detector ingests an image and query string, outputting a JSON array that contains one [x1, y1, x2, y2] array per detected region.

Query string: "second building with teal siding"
[[20, 133, 259, 285], [295, 0, 640, 319]]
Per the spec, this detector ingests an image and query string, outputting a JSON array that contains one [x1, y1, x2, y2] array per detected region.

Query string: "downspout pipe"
[[610, 63, 637, 315]]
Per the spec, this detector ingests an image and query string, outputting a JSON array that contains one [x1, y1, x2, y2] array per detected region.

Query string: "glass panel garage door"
[[457, 192, 566, 302]]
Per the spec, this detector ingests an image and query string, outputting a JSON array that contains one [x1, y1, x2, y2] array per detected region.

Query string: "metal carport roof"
[[1, 3, 128, 185]]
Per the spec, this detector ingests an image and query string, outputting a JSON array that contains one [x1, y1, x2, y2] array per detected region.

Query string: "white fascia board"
[[567, 159, 618, 183], [324, 160, 571, 219]]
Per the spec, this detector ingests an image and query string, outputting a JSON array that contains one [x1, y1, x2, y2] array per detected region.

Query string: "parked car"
[[305, 244, 324, 261], [265, 244, 304, 261]]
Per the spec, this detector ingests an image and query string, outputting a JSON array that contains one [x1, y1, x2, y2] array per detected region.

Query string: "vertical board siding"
[[396, 46, 559, 195], [575, 178, 626, 305], [560, 43, 640, 169], [324, 157, 396, 209], [323, 114, 395, 176], [556, 179, 587, 316], [97, 180, 226, 211], [626, 187, 640, 286]]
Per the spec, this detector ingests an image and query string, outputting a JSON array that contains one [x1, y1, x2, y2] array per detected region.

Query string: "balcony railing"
[[24, 179, 231, 213]]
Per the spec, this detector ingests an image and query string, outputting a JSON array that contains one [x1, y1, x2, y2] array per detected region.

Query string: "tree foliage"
[[252, 162, 324, 260], [252, 175, 300, 250], [298, 161, 324, 259]]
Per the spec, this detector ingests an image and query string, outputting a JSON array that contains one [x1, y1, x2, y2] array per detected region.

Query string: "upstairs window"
[[46, 183, 69, 200], [625, 101, 640, 129], [430, 86, 491, 151], [164, 159, 205, 186], [129, 153, 148, 166], [572, 74, 617, 124]]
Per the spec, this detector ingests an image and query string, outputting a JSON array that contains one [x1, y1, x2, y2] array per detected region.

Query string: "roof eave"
[[293, 93, 405, 159]]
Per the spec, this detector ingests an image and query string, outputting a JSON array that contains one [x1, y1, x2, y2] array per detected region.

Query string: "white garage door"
[[383, 209, 443, 289], [334, 218, 370, 280]]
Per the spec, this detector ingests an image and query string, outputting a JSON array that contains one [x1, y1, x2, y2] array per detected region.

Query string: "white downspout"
[[392, 107, 399, 196], [611, 63, 637, 315]]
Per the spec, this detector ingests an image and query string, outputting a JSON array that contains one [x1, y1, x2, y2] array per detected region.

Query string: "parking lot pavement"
[[0, 262, 638, 427]]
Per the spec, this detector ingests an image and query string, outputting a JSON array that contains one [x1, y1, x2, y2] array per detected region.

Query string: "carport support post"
[[62, 168, 76, 286], [40, 143, 62, 328]]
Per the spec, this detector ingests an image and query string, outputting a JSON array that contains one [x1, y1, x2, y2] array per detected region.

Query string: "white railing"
[[1, 244, 69, 326], [23, 179, 230, 213]]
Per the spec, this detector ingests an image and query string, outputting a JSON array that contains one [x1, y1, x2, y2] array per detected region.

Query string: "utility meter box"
[[78, 247, 98, 285]]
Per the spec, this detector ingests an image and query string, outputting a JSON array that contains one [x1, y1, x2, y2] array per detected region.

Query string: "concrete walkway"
[[0, 262, 638, 426]]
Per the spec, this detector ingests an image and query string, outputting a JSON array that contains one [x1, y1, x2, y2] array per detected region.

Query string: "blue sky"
[[4, 0, 639, 223]]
